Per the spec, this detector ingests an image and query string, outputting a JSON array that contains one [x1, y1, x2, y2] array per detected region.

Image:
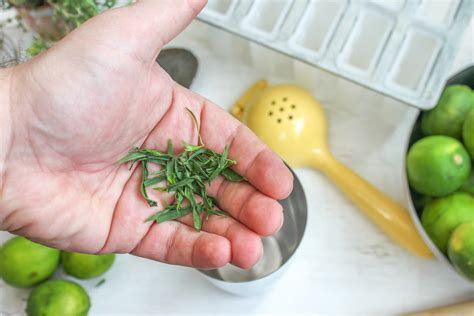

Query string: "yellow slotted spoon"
[[232, 80, 432, 258]]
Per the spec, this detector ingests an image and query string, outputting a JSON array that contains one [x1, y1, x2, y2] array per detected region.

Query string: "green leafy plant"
[[118, 109, 246, 231], [27, 37, 49, 56], [7, 0, 45, 9], [6, 0, 117, 56]]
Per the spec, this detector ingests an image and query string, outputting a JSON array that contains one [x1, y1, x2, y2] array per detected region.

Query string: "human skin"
[[0, 0, 293, 269]]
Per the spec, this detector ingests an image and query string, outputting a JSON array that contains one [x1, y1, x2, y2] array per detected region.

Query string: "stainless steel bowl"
[[403, 65, 474, 283], [197, 168, 307, 295]]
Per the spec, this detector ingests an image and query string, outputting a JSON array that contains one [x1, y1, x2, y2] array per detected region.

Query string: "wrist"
[[0, 67, 13, 197]]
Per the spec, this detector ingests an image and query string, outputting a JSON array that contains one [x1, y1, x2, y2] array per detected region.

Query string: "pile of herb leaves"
[[118, 109, 245, 231]]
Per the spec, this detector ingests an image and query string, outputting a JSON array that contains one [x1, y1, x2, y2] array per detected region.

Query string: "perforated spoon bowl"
[[231, 80, 432, 257]]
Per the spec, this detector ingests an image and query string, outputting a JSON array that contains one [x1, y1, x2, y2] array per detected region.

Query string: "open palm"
[[0, 0, 293, 269]]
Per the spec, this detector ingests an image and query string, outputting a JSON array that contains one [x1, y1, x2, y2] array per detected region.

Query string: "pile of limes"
[[0, 236, 115, 315], [407, 84, 474, 280]]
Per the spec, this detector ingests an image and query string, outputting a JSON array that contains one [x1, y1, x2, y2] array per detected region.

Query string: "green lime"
[[421, 192, 474, 254], [0, 236, 60, 287], [421, 85, 474, 139], [26, 279, 90, 316], [62, 252, 115, 279], [448, 221, 474, 280], [458, 169, 474, 196], [407, 136, 471, 196], [463, 108, 474, 159]]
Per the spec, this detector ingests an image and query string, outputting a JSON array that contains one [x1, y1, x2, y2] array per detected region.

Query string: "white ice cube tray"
[[198, 0, 472, 109]]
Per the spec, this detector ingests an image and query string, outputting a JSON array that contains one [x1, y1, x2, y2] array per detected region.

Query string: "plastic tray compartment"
[[241, 0, 294, 39], [386, 27, 443, 96], [337, 8, 395, 77], [202, 0, 237, 20], [369, 0, 406, 12], [289, 0, 348, 60], [416, 0, 461, 27]]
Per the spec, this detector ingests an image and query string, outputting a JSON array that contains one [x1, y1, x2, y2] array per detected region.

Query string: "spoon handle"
[[317, 154, 433, 257]]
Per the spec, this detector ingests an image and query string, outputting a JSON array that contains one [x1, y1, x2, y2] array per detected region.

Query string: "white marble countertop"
[[1, 12, 474, 316]]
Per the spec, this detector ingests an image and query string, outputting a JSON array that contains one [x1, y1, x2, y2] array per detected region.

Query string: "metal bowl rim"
[[197, 167, 308, 284]]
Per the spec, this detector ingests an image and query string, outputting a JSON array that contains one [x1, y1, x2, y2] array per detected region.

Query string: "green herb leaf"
[[144, 175, 167, 187], [205, 207, 227, 217], [146, 206, 193, 223], [142, 148, 168, 158], [220, 145, 229, 167], [175, 192, 184, 209], [118, 108, 245, 231], [193, 204, 203, 231], [167, 178, 196, 192], [141, 161, 157, 207], [182, 141, 203, 152], [188, 148, 209, 161], [222, 168, 246, 182], [167, 139, 174, 156], [116, 150, 146, 164], [153, 187, 167, 192], [166, 159, 175, 184]]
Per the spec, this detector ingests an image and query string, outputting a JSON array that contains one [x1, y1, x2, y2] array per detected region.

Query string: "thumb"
[[131, 0, 207, 49], [83, 0, 207, 61]]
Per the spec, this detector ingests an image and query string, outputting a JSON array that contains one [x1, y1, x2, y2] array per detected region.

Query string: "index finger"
[[198, 94, 293, 200]]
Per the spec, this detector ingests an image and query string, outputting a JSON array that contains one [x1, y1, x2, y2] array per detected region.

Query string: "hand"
[[0, 0, 293, 269]]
